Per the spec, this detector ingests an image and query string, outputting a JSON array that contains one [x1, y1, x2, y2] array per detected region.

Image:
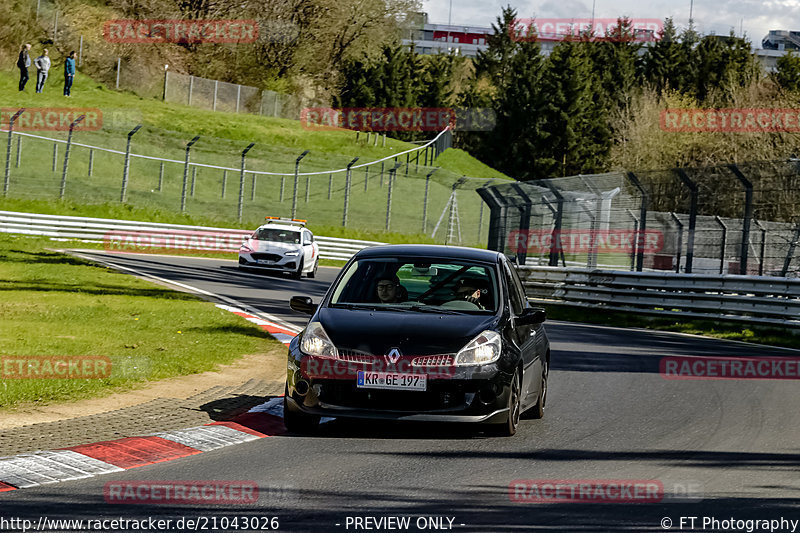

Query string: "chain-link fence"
[[480, 161, 800, 277], [0, 117, 494, 245]]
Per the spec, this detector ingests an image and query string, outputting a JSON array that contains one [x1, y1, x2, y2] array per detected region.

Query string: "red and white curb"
[[0, 307, 302, 493], [0, 398, 287, 493]]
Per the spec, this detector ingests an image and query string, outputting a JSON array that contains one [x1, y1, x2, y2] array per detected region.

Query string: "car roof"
[[254, 224, 306, 233], [355, 244, 503, 263]]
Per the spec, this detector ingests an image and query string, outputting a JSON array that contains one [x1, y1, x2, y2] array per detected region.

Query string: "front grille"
[[251, 253, 283, 262], [337, 351, 379, 365], [412, 354, 455, 367], [319, 382, 468, 412]]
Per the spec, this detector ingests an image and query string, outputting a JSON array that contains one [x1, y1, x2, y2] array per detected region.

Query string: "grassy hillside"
[[0, 69, 509, 245]]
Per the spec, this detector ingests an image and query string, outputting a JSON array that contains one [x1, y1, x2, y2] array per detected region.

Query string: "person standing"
[[34, 48, 51, 93], [63, 50, 76, 96], [17, 43, 31, 91]]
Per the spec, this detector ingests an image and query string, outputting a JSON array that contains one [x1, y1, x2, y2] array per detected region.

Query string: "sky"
[[421, 0, 800, 49]]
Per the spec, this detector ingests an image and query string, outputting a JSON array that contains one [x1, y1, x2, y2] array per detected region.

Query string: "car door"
[[503, 260, 541, 404], [302, 230, 315, 269]]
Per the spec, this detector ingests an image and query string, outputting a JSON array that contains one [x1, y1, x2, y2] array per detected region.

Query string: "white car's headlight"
[[285, 251, 301, 256], [240, 244, 253, 253], [300, 322, 338, 357], [455, 330, 501, 366]]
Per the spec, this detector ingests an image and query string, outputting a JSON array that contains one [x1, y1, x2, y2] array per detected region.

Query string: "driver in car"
[[454, 278, 487, 309], [375, 275, 406, 303]]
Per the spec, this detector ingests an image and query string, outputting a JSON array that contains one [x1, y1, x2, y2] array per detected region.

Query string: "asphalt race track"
[[3, 251, 800, 532]]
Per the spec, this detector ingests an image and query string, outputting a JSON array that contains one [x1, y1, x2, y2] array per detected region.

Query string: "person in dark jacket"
[[17, 44, 31, 91], [63, 50, 76, 96]]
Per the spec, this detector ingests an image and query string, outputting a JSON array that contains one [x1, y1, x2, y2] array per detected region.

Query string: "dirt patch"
[[0, 346, 287, 430]]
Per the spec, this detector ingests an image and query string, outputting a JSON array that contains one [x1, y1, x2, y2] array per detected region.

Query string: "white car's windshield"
[[253, 228, 301, 244]]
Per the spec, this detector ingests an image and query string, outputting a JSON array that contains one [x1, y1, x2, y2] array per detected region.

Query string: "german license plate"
[[357, 371, 426, 391], [257, 259, 273, 264]]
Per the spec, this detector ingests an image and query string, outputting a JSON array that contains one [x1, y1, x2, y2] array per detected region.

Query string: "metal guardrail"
[[517, 265, 800, 327], [0, 211, 383, 261]]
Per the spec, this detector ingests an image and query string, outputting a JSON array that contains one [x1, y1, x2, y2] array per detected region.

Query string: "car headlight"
[[300, 322, 339, 357], [240, 244, 253, 253], [455, 330, 501, 366], [285, 251, 301, 256]]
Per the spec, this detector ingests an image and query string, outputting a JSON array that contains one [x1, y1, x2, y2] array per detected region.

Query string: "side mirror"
[[303, 239, 312, 246], [290, 296, 317, 315], [517, 307, 546, 325]]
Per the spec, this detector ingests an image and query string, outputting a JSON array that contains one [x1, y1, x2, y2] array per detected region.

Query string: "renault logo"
[[386, 348, 402, 364]]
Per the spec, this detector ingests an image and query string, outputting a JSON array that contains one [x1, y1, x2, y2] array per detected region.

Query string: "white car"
[[238, 218, 320, 279]]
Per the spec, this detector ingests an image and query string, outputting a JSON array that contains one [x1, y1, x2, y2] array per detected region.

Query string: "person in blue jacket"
[[63, 51, 76, 96]]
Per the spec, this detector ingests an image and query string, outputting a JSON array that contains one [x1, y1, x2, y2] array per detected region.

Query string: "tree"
[[775, 51, 800, 93]]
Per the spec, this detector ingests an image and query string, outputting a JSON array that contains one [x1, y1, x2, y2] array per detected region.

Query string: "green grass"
[[543, 304, 800, 350], [0, 69, 509, 246], [0, 233, 282, 408]]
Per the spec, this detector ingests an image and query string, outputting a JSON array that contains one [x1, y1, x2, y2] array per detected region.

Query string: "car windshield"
[[252, 228, 301, 244], [330, 258, 498, 313]]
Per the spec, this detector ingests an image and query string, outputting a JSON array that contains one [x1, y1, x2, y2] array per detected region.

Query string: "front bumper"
[[239, 253, 298, 272], [286, 350, 514, 424]]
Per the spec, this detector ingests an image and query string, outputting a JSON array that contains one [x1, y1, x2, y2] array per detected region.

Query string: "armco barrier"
[[0, 211, 383, 261], [517, 265, 800, 327]]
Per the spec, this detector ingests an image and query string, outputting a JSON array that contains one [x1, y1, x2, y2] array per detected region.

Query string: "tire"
[[492, 368, 522, 437], [307, 259, 318, 279], [291, 260, 304, 280], [527, 358, 548, 420], [283, 394, 320, 434]]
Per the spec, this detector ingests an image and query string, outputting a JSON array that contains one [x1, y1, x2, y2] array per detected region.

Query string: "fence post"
[[191, 167, 197, 196], [157, 161, 164, 191], [238, 142, 255, 222], [180, 135, 200, 212], [781, 222, 800, 277], [670, 212, 683, 273], [88, 148, 93, 176], [714, 216, 728, 274], [727, 164, 753, 275], [625, 172, 648, 272], [342, 157, 359, 227], [477, 179, 494, 244], [292, 150, 310, 219], [280, 177, 285, 202], [213, 80, 219, 111], [627, 210, 640, 271], [675, 169, 698, 274], [380, 161, 385, 187], [120, 124, 142, 202], [405, 153, 409, 176], [3, 109, 24, 196], [328, 173, 332, 200], [79, 35, 83, 66], [188, 75, 193, 106], [53, 10, 58, 43], [115, 57, 121, 90], [15, 135, 21, 167], [754, 219, 767, 276], [221, 169, 227, 198], [364, 166, 369, 192], [386, 161, 402, 231], [60, 114, 85, 199], [52, 143, 58, 172], [543, 181, 565, 267], [236, 85, 241, 113], [422, 167, 439, 233]]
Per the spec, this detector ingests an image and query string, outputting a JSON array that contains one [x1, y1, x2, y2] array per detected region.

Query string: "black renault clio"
[[285, 245, 550, 436]]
